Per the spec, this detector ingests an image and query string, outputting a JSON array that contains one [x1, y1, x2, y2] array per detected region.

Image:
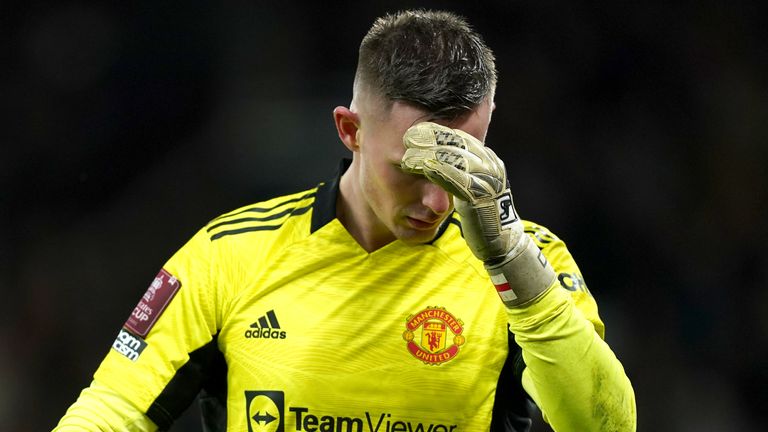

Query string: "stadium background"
[[2, 1, 766, 430]]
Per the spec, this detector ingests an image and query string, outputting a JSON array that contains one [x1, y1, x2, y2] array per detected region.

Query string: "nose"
[[421, 181, 452, 216]]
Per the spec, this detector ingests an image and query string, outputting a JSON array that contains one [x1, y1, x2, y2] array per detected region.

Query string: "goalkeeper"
[[55, 9, 636, 432]]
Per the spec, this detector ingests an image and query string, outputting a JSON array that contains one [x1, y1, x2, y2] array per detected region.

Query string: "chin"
[[397, 228, 439, 245]]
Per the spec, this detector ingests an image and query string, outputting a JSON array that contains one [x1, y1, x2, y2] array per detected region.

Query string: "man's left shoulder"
[[521, 220, 564, 249], [521, 220, 587, 290]]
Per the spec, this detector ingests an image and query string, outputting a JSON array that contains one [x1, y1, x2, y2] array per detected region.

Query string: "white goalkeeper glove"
[[401, 122, 556, 307]]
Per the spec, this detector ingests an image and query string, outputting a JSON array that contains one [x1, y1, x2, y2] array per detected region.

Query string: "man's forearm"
[[54, 379, 157, 432], [508, 286, 636, 432]]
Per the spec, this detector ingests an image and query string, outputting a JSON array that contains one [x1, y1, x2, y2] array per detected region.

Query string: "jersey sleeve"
[[524, 222, 604, 337], [55, 227, 222, 430], [506, 222, 636, 431], [53, 379, 158, 431]]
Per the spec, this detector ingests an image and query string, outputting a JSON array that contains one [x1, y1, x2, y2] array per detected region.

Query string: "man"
[[56, 9, 635, 431]]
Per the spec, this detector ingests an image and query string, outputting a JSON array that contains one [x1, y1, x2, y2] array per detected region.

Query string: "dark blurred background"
[[2, 1, 767, 430]]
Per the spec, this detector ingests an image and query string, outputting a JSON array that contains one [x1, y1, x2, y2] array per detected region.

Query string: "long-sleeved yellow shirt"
[[55, 167, 635, 431]]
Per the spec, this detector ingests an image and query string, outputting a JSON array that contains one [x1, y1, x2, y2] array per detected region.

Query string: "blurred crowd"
[[2, 1, 766, 430]]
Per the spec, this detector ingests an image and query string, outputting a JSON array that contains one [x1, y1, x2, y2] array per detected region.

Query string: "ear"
[[333, 106, 361, 152]]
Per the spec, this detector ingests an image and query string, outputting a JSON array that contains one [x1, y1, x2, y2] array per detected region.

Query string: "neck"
[[337, 167, 394, 252]]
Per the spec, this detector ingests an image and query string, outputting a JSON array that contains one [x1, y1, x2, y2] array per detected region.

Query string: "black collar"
[[310, 159, 350, 233]]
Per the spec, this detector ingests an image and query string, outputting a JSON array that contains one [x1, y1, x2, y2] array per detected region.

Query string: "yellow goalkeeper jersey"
[[58, 162, 634, 432]]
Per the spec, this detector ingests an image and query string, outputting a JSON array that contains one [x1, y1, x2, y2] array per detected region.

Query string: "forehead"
[[385, 100, 493, 142]]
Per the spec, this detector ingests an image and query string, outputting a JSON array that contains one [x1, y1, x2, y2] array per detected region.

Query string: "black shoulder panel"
[[146, 335, 226, 431], [490, 329, 533, 432]]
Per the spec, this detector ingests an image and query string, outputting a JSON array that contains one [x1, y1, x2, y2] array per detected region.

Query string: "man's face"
[[354, 97, 494, 247]]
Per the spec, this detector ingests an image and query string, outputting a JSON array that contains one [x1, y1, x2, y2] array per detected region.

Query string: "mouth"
[[406, 216, 441, 230]]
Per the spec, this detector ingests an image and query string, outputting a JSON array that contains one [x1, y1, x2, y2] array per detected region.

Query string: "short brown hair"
[[356, 9, 497, 120]]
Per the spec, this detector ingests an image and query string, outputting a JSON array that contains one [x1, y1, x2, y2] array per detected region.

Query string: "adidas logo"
[[244, 309, 287, 339]]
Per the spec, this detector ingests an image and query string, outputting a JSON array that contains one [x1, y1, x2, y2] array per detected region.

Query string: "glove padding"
[[402, 122, 556, 307]]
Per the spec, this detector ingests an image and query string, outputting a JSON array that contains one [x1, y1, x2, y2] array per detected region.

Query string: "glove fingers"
[[401, 121, 508, 202], [402, 144, 483, 174], [401, 147, 429, 173], [422, 159, 472, 200], [422, 159, 500, 201], [481, 146, 507, 180], [403, 122, 471, 150], [433, 146, 505, 197]]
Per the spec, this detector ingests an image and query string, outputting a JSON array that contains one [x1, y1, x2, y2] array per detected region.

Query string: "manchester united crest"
[[403, 306, 465, 365]]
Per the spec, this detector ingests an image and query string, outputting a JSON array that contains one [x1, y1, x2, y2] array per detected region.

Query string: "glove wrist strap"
[[485, 237, 557, 308]]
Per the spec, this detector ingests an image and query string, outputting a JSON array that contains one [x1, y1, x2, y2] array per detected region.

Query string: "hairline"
[[352, 74, 495, 124]]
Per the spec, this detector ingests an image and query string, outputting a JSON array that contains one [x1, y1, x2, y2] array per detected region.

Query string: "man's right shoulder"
[[203, 186, 319, 243]]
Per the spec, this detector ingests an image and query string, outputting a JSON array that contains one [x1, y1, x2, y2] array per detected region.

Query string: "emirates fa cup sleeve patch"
[[124, 269, 181, 337]]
